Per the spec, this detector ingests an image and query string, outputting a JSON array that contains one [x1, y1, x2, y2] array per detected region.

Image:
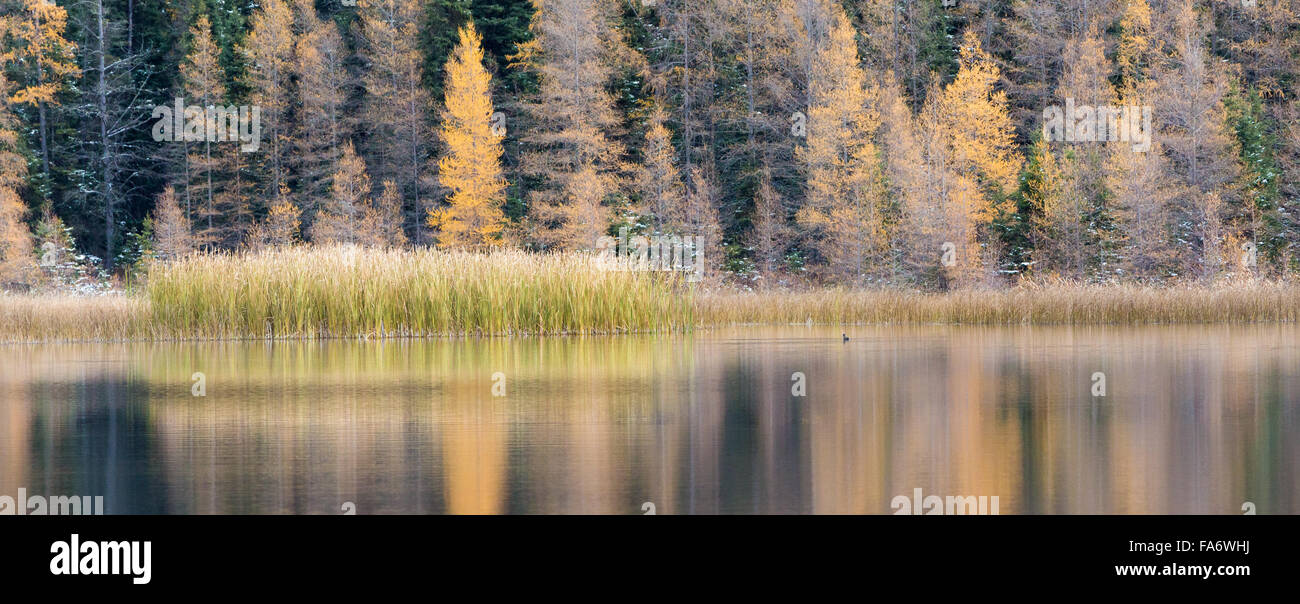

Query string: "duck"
[[842, 333, 849, 342]]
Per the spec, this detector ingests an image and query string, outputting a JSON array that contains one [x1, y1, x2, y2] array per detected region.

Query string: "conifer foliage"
[[429, 23, 507, 251], [0, 0, 1295, 291]]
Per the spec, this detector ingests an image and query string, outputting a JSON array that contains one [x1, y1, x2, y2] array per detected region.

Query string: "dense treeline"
[[0, 0, 1298, 290]]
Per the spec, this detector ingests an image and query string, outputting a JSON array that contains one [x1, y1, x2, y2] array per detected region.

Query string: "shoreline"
[[5, 281, 1300, 344]]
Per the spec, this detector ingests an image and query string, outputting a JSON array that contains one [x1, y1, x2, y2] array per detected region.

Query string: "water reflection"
[[0, 326, 1295, 514]]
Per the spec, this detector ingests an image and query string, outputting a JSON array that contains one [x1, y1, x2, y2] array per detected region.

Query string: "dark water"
[[1, 325, 1295, 514]]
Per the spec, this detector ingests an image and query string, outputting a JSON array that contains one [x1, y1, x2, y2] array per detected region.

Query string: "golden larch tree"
[[1116, 0, 1155, 96], [877, 72, 928, 279], [429, 23, 507, 251], [1155, 0, 1239, 199], [313, 140, 372, 245], [685, 162, 724, 278], [748, 162, 788, 277], [241, 0, 296, 201], [246, 184, 302, 250], [151, 186, 194, 262], [518, 0, 628, 251], [293, 1, 353, 217], [913, 31, 1021, 286], [795, 8, 888, 282], [359, 0, 431, 240], [0, 73, 32, 286], [636, 105, 685, 233], [0, 184, 31, 287], [180, 14, 226, 245], [365, 180, 408, 248], [1106, 139, 1182, 279], [0, 0, 77, 185]]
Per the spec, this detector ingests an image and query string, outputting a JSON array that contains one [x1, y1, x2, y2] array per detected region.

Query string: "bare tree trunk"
[[183, 142, 192, 222], [206, 138, 213, 241], [745, 28, 755, 150], [681, 6, 692, 178], [38, 102, 49, 183], [96, 0, 113, 270], [409, 80, 421, 242]]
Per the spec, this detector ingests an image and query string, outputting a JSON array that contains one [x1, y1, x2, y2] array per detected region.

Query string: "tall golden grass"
[[146, 245, 693, 339], [0, 293, 150, 342], [3, 246, 1300, 343]]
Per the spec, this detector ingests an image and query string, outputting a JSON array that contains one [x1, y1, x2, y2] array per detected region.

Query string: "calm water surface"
[[1, 325, 1296, 514]]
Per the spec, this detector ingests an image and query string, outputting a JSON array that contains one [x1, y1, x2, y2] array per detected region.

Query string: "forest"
[[0, 0, 1298, 293]]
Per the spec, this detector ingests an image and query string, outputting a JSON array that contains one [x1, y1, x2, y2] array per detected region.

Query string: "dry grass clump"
[[145, 245, 693, 338]]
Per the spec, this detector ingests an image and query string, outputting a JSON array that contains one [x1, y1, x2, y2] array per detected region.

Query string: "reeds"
[[0, 293, 150, 342], [3, 247, 1300, 343], [145, 245, 693, 339], [698, 281, 1300, 326]]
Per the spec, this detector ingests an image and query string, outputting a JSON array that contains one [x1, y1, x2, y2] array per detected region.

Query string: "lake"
[[1, 325, 1295, 514]]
